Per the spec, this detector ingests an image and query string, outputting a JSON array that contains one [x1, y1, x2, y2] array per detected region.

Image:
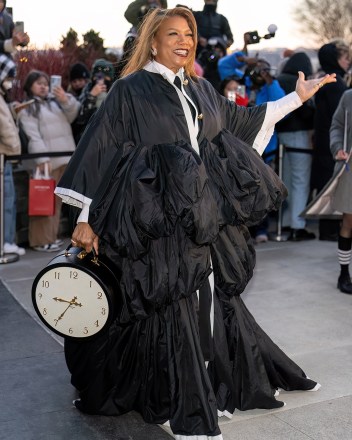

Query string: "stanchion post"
[[0, 153, 19, 263], [269, 143, 288, 242]]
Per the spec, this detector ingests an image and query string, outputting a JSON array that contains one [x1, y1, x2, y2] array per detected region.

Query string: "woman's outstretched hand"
[[71, 222, 99, 254], [295, 71, 337, 103]]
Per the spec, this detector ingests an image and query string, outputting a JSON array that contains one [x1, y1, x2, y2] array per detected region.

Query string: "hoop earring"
[[151, 47, 157, 56]]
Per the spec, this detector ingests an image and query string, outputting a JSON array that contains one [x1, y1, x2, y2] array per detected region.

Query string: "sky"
[[9, 0, 310, 52]]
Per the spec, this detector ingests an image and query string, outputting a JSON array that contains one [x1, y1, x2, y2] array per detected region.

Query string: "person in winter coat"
[[276, 52, 316, 241], [54, 8, 335, 439], [0, 53, 25, 256], [217, 32, 257, 81], [245, 58, 286, 243], [193, 0, 233, 55], [67, 62, 90, 99], [71, 58, 114, 144], [0, 0, 29, 55], [330, 89, 352, 294], [311, 40, 350, 241], [18, 70, 80, 252], [124, 0, 167, 27]]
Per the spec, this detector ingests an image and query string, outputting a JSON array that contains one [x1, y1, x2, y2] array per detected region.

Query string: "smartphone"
[[14, 21, 24, 33], [227, 91, 236, 102], [50, 75, 62, 93], [236, 85, 246, 98]]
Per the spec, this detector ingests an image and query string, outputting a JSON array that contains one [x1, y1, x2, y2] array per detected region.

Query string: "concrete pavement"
[[1, 230, 352, 440]]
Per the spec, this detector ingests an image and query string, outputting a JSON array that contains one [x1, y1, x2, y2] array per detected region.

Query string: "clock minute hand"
[[55, 296, 82, 322], [56, 303, 73, 322]]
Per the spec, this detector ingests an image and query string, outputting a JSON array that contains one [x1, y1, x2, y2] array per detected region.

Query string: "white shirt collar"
[[143, 60, 184, 84]]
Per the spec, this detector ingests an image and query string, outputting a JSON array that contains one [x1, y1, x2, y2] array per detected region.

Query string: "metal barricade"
[[269, 143, 288, 242], [0, 151, 73, 264]]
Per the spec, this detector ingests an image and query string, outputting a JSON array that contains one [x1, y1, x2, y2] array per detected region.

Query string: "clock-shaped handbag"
[[32, 246, 121, 340]]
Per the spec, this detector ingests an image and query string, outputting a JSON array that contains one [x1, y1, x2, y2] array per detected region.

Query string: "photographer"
[[218, 33, 258, 81], [117, 0, 164, 78], [71, 59, 115, 144], [0, 0, 29, 55], [245, 59, 285, 242], [124, 0, 167, 27], [197, 36, 227, 90], [193, 0, 233, 56]]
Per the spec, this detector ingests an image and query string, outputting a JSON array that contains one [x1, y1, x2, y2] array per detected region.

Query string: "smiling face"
[[152, 15, 195, 73]]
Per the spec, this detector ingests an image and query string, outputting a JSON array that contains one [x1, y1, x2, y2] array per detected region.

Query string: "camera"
[[198, 37, 227, 65], [245, 24, 278, 45], [246, 31, 260, 45]]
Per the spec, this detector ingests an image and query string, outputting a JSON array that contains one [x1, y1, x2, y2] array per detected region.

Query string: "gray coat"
[[328, 90, 352, 213], [301, 90, 352, 218]]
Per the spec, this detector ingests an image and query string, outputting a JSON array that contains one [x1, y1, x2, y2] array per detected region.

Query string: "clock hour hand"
[[53, 296, 83, 307]]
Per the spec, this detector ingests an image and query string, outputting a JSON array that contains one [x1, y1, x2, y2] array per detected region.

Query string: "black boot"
[[337, 274, 352, 294]]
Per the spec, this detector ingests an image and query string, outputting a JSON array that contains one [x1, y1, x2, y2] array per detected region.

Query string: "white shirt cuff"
[[253, 92, 302, 156], [77, 203, 90, 223]]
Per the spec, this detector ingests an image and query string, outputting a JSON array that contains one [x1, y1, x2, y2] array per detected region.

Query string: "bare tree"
[[293, 0, 352, 46]]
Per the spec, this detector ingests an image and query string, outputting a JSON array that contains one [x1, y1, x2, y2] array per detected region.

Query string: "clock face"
[[33, 266, 110, 338]]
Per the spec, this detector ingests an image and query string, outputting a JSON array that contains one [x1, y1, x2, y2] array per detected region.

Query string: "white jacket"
[[18, 94, 80, 170], [0, 94, 21, 156]]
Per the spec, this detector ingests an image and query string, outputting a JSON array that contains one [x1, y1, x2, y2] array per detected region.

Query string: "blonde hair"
[[121, 7, 198, 78]]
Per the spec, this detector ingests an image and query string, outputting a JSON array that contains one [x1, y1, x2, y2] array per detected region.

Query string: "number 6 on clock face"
[[33, 266, 110, 339]]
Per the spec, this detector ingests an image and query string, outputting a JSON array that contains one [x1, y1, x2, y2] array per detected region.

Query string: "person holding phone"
[[0, 0, 29, 55], [17, 70, 80, 252]]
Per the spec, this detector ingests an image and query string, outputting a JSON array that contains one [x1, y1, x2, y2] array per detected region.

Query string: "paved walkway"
[[1, 232, 352, 440]]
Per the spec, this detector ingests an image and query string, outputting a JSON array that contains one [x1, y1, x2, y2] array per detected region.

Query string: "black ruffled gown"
[[56, 69, 319, 439]]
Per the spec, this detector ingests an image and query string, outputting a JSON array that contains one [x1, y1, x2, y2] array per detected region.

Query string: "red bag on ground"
[[28, 165, 56, 216]]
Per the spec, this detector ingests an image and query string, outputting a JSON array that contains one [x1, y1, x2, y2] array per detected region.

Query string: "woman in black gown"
[[55, 7, 336, 440]]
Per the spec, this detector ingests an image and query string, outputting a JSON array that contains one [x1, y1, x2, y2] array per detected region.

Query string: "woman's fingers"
[[71, 223, 98, 253]]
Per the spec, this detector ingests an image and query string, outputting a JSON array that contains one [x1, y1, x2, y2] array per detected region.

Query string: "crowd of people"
[[0, 1, 351, 438], [0, 6, 351, 275], [1, 0, 350, 255]]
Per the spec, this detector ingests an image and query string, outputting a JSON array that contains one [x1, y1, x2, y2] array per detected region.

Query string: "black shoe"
[[288, 229, 316, 241], [319, 233, 338, 242], [337, 275, 352, 294]]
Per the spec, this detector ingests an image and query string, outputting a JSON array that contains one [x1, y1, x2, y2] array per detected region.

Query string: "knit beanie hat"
[[69, 62, 90, 81], [91, 58, 114, 81], [0, 54, 16, 85]]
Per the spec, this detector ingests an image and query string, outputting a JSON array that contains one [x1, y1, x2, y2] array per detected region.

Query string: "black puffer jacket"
[[193, 5, 233, 45], [276, 52, 315, 133], [0, 0, 15, 54]]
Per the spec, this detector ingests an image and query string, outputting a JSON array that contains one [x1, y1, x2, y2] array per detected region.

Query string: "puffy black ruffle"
[[202, 129, 287, 227], [88, 134, 287, 314], [89, 140, 218, 260]]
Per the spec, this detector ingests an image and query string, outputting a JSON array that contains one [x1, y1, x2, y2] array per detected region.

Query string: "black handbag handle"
[[64, 244, 100, 266]]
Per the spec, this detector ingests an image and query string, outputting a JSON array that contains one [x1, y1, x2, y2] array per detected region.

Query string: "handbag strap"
[[34, 162, 50, 179]]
